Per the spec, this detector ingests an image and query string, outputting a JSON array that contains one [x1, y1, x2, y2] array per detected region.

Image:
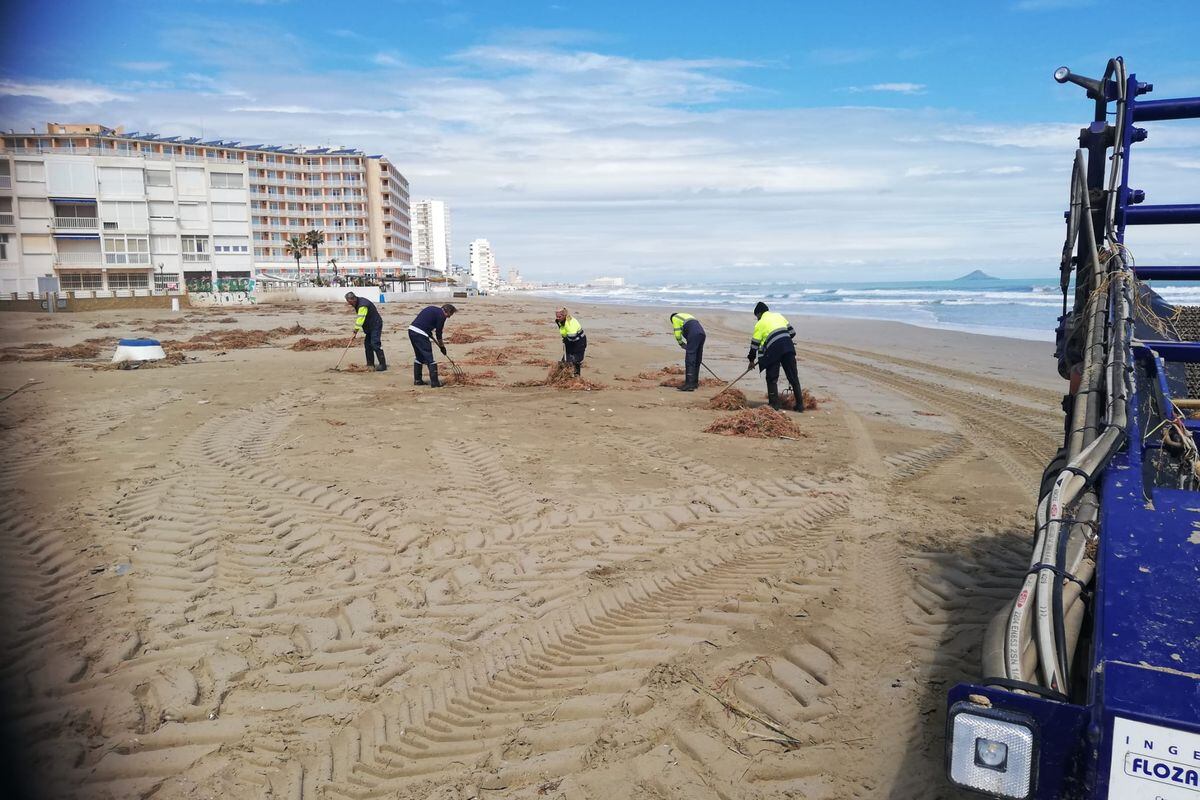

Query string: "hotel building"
[[0, 122, 415, 294], [410, 199, 451, 274]]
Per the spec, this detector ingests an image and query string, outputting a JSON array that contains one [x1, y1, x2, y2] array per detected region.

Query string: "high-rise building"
[[469, 238, 499, 293], [0, 122, 417, 294], [410, 200, 451, 274]]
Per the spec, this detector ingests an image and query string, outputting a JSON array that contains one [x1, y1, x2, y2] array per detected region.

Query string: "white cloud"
[[0, 80, 129, 104], [848, 82, 927, 95], [372, 52, 403, 67]]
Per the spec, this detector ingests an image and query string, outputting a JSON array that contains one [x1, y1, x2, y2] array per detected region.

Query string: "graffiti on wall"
[[188, 278, 257, 306]]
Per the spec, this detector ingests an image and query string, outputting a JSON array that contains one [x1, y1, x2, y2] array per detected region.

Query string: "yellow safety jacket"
[[558, 316, 584, 343], [354, 305, 369, 332], [671, 313, 695, 348], [750, 311, 795, 358]]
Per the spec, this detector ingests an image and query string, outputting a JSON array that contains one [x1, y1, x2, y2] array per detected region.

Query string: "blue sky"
[[2, 0, 1198, 281]]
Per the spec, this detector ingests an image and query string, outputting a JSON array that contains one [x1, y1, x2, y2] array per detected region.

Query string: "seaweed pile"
[[289, 337, 350, 351], [461, 346, 529, 366], [703, 407, 804, 439], [445, 329, 489, 344], [441, 369, 498, 387], [706, 388, 749, 410]]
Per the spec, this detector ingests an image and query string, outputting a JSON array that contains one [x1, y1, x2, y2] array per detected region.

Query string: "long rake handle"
[[713, 365, 754, 397], [700, 361, 725, 382], [333, 335, 355, 371]]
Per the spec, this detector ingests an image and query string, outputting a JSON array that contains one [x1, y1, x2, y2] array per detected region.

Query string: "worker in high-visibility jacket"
[[344, 291, 386, 371], [670, 312, 706, 392], [555, 307, 587, 375], [748, 301, 804, 411]]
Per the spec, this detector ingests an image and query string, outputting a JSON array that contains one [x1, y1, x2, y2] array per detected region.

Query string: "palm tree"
[[305, 229, 325, 284], [284, 236, 307, 278]]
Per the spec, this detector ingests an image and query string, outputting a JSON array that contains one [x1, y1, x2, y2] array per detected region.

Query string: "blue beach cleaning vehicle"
[[944, 58, 1200, 799]]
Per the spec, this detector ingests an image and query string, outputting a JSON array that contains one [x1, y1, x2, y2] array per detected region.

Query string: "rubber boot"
[[679, 357, 699, 391], [429, 363, 442, 388], [573, 361, 581, 377], [767, 383, 781, 410], [792, 385, 805, 412], [414, 363, 426, 385], [376, 351, 387, 372]]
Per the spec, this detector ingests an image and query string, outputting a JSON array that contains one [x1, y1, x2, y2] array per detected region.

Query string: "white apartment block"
[[0, 123, 419, 294], [0, 129, 252, 295], [410, 199, 451, 274], [469, 238, 499, 293]]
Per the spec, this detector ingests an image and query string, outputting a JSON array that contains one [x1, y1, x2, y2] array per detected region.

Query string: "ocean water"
[[534, 278, 1200, 342]]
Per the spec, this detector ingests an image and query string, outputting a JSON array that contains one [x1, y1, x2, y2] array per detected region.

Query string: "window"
[[46, 160, 97, 195], [212, 202, 247, 222], [0, 234, 8, 260], [182, 235, 210, 261], [149, 201, 175, 220], [178, 203, 207, 228], [19, 198, 50, 218], [176, 166, 205, 195], [146, 170, 171, 187], [100, 201, 148, 231], [107, 272, 150, 289], [210, 172, 244, 189], [98, 167, 145, 196], [154, 271, 180, 291], [21, 235, 51, 254], [151, 235, 178, 254], [214, 236, 250, 254], [15, 161, 45, 182], [59, 272, 104, 290], [104, 235, 150, 264]]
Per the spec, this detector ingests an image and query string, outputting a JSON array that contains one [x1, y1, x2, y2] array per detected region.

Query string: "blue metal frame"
[[946, 61, 1200, 799]]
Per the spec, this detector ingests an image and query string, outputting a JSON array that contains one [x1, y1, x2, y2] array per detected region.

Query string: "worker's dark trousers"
[[363, 322, 384, 367], [765, 353, 802, 406], [409, 330, 435, 364], [565, 337, 587, 375], [684, 333, 705, 386]]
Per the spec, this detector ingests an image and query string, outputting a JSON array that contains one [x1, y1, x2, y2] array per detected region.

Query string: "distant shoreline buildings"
[[0, 122, 423, 294]]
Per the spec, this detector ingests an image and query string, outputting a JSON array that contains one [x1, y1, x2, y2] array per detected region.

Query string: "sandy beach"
[[0, 296, 1064, 800]]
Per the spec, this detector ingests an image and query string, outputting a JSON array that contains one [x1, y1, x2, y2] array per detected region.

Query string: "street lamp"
[[157, 262, 165, 293]]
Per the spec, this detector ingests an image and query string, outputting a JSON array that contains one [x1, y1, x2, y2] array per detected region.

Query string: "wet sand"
[[0, 296, 1062, 799]]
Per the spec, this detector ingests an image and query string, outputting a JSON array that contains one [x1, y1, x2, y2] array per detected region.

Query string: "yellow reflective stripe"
[[355, 306, 367, 330]]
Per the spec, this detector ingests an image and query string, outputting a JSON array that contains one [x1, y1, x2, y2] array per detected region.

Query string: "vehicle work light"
[[947, 700, 1037, 798]]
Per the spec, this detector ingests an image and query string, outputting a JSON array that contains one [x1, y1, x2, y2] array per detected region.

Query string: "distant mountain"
[[955, 269, 997, 281]]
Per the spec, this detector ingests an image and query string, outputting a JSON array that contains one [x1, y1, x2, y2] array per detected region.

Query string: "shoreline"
[[527, 289, 1057, 343]]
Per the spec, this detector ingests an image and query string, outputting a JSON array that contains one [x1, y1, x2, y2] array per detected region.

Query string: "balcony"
[[105, 253, 151, 265], [182, 253, 211, 263], [55, 252, 104, 266], [0, 176, 10, 189], [53, 216, 99, 229], [0, 213, 13, 226]]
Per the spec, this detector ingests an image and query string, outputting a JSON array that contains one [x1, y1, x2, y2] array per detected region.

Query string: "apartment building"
[[0, 123, 415, 294], [469, 238, 500, 293], [410, 199, 451, 274], [0, 126, 252, 294]]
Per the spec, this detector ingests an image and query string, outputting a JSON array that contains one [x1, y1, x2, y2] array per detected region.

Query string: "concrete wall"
[[0, 294, 181, 312], [296, 286, 462, 304]]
